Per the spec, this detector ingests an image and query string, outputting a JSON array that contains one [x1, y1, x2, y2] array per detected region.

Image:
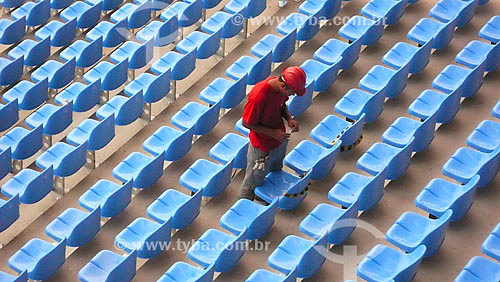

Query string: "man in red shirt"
[[238, 66, 307, 200]]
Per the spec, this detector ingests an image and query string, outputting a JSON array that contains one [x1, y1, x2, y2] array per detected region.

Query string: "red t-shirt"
[[242, 77, 288, 153]]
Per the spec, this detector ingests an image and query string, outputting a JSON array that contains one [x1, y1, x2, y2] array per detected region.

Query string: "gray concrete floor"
[[0, 0, 499, 281]]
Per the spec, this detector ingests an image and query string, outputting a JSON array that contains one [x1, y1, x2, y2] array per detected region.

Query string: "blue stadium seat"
[[158, 263, 214, 282], [86, 19, 127, 48], [285, 139, 341, 180], [135, 0, 170, 11], [455, 256, 500, 282], [9, 37, 50, 67], [160, 0, 202, 28], [415, 176, 480, 221], [357, 244, 426, 282], [301, 58, 341, 92], [0, 193, 19, 232], [187, 228, 247, 273], [25, 102, 73, 135], [55, 80, 101, 112], [199, 75, 247, 109], [199, 0, 222, 10], [125, 70, 170, 104], [407, 17, 458, 50], [299, 202, 358, 245], [430, 0, 478, 28], [408, 87, 462, 124], [220, 198, 278, 240], [60, 37, 103, 68], [147, 188, 202, 229], [111, 0, 151, 29], [45, 207, 100, 247], [87, 0, 122, 11], [254, 170, 312, 210], [83, 59, 128, 91], [8, 238, 66, 281], [338, 15, 383, 46], [386, 210, 453, 257], [314, 38, 362, 70], [142, 125, 194, 161], [2, 78, 48, 110], [329, 169, 387, 212], [361, 0, 407, 26], [176, 30, 221, 59], [480, 16, 500, 44], [276, 13, 319, 42], [78, 250, 136, 282], [456, 40, 500, 72], [0, 125, 42, 160], [286, 81, 314, 117], [432, 63, 485, 98], [114, 217, 171, 259], [179, 158, 233, 197], [111, 39, 153, 69], [224, 0, 265, 18], [359, 64, 410, 99], [482, 223, 500, 262], [31, 58, 76, 89], [0, 99, 18, 132], [226, 51, 272, 85], [0, 16, 25, 44], [357, 138, 414, 180], [383, 39, 434, 74], [35, 18, 76, 47], [246, 267, 297, 282], [51, 0, 72, 9], [112, 151, 165, 189], [310, 113, 366, 148], [466, 120, 500, 153], [267, 231, 328, 278], [235, 118, 250, 136], [494, 99, 500, 119], [1, 166, 52, 204], [251, 30, 296, 63], [61, 1, 102, 28], [79, 179, 133, 218], [0, 147, 12, 180], [66, 115, 115, 151], [36, 142, 87, 177], [11, 0, 50, 27], [2, 0, 23, 9], [382, 113, 438, 152], [442, 145, 500, 188], [170, 101, 221, 135], [137, 18, 179, 47], [0, 270, 27, 282], [201, 11, 243, 39], [335, 88, 385, 123], [151, 49, 197, 80], [299, 0, 341, 19], [209, 132, 249, 169], [0, 56, 23, 86]]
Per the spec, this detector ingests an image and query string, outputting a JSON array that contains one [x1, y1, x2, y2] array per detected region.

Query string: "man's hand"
[[288, 119, 299, 132], [269, 129, 290, 142]]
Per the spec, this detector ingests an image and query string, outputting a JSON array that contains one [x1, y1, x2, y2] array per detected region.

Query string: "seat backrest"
[[32, 238, 66, 279], [68, 207, 101, 246], [27, 0, 50, 27], [198, 29, 222, 59], [341, 37, 363, 69], [359, 169, 387, 211], [51, 0, 72, 9], [205, 159, 233, 197], [412, 38, 434, 73], [481, 145, 500, 184], [22, 78, 49, 110], [72, 80, 101, 112], [245, 0, 265, 18], [425, 209, 453, 246], [0, 99, 18, 132], [15, 125, 43, 160], [0, 56, 23, 86], [195, 100, 221, 135], [299, 231, 328, 276], [463, 60, 487, 97], [216, 228, 247, 271], [0, 193, 19, 232], [58, 141, 88, 177], [221, 74, 247, 109], [108, 250, 137, 281], [437, 85, 462, 123], [104, 19, 127, 47], [25, 36, 51, 67], [116, 90, 143, 126], [0, 16, 25, 44], [2, 0, 23, 8], [52, 18, 76, 47], [321, 0, 341, 19], [248, 51, 272, 85], [103, 58, 128, 91], [180, 0, 202, 27], [341, 113, 366, 146], [99, 0, 123, 10], [362, 88, 385, 123], [22, 165, 53, 204], [102, 179, 133, 217], [142, 217, 171, 257], [413, 112, 438, 152], [50, 57, 75, 89], [329, 201, 359, 244], [129, 0, 152, 29], [202, 0, 220, 9], [387, 63, 410, 98], [395, 245, 426, 281], [165, 125, 194, 161], [286, 169, 312, 196], [0, 147, 12, 180], [287, 81, 314, 117], [313, 57, 342, 93], [144, 68, 170, 104], [434, 16, 458, 50], [88, 114, 115, 150], [390, 137, 415, 169], [135, 151, 164, 188], [130, 38, 154, 69], [78, 37, 103, 68], [250, 198, 278, 237], [223, 10, 244, 38], [78, 0, 102, 28], [273, 29, 297, 63], [173, 188, 202, 228], [45, 101, 73, 135], [172, 48, 197, 80], [153, 17, 177, 47], [296, 13, 319, 41]]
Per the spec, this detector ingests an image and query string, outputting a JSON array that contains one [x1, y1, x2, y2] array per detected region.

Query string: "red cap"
[[282, 66, 307, 96]]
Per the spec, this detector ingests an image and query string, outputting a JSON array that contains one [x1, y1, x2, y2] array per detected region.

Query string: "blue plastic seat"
[[357, 138, 414, 180], [79, 179, 133, 218], [407, 17, 458, 50], [0, 56, 23, 86], [187, 228, 247, 273], [67, 115, 115, 151], [25, 102, 73, 135], [36, 142, 87, 177], [176, 30, 221, 59], [251, 30, 296, 63], [8, 238, 66, 281], [456, 40, 500, 73], [11, 0, 50, 27], [201, 11, 243, 39], [137, 18, 178, 47], [78, 250, 136, 282], [408, 87, 462, 124], [135, 0, 170, 11], [310, 113, 366, 148], [2, 79, 48, 110], [170, 101, 221, 135], [267, 231, 328, 278], [359, 64, 410, 99], [224, 0, 265, 18], [415, 176, 479, 221], [313, 37, 363, 70], [60, 37, 103, 68], [45, 207, 100, 247], [0, 125, 42, 160], [112, 151, 164, 189], [179, 158, 233, 197], [494, 99, 500, 119], [86, 19, 127, 48], [61, 1, 102, 29], [334, 88, 385, 123], [226, 51, 272, 85], [482, 223, 500, 262], [86, 0, 122, 11], [300, 202, 358, 245], [254, 170, 312, 210], [357, 244, 426, 282], [383, 39, 434, 74], [338, 15, 383, 46], [0, 147, 12, 180], [160, 0, 202, 28], [442, 145, 500, 188], [480, 16, 500, 44], [51, 0, 72, 9], [83, 59, 128, 91], [466, 120, 500, 153], [35, 19, 76, 47], [126, 71, 170, 105], [361, 0, 407, 26], [455, 256, 500, 282], [1, 166, 53, 204], [0, 16, 25, 44], [142, 125, 194, 161], [0, 193, 19, 232], [382, 113, 438, 152], [430, 0, 478, 28], [8, 37, 50, 67], [115, 217, 171, 259], [31, 58, 76, 89], [286, 81, 314, 117], [246, 268, 297, 282], [220, 198, 278, 240], [299, 0, 340, 19], [157, 262, 215, 282], [0, 270, 27, 282], [151, 49, 197, 80], [111, 0, 151, 29], [199, 75, 247, 109], [111, 39, 154, 69], [147, 188, 202, 229], [276, 13, 319, 42], [0, 100, 18, 132], [300, 58, 341, 92], [432, 63, 485, 98], [235, 117, 250, 136], [329, 169, 387, 212], [55, 80, 101, 112], [2, 0, 23, 8], [209, 132, 249, 169]]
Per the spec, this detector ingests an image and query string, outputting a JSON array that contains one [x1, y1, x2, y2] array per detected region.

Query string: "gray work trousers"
[[238, 140, 288, 200]]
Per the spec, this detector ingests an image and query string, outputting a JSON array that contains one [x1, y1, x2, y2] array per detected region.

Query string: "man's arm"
[[242, 120, 287, 142], [281, 104, 292, 121], [281, 104, 299, 132]]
